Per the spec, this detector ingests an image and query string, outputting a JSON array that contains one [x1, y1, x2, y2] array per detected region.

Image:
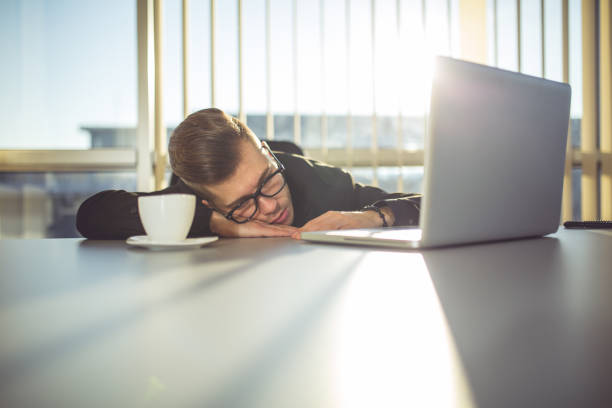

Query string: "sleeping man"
[[76, 108, 421, 239]]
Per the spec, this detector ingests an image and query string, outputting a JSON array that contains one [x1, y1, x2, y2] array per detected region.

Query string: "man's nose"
[[257, 195, 278, 214]]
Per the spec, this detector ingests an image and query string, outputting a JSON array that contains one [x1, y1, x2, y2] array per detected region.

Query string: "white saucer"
[[126, 235, 218, 250]]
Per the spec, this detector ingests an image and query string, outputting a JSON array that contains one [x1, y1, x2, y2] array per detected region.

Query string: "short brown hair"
[[169, 108, 255, 196]]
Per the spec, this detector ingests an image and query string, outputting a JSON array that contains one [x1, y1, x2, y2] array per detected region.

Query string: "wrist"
[[380, 206, 395, 226], [362, 205, 390, 227], [362, 209, 383, 227], [209, 211, 232, 235]]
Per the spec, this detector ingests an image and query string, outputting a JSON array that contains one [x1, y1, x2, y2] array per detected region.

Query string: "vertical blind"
[[4, 0, 606, 223], [141, 0, 612, 221]]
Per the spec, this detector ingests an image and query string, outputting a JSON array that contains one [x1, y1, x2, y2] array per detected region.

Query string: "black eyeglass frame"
[[218, 142, 287, 224]]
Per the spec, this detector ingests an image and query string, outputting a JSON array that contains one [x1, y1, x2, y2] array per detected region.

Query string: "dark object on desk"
[[564, 220, 612, 229]]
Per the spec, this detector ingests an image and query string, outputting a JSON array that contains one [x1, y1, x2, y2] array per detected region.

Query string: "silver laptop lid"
[[420, 57, 571, 247]]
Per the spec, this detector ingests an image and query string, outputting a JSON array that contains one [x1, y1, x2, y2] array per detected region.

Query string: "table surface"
[[1, 229, 611, 407]]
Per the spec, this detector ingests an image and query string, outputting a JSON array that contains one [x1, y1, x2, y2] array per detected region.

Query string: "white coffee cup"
[[138, 194, 196, 242]]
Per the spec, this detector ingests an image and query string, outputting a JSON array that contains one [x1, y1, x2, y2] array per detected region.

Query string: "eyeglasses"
[[221, 142, 287, 224]]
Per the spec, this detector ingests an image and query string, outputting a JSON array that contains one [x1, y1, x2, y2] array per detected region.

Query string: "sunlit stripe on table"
[[334, 252, 475, 407]]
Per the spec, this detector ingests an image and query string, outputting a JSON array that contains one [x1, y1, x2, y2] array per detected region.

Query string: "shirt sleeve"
[[282, 153, 422, 227], [352, 183, 422, 227], [75, 181, 214, 239]]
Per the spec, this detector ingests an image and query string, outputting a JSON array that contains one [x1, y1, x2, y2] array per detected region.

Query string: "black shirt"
[[76, 152, 421, 239]]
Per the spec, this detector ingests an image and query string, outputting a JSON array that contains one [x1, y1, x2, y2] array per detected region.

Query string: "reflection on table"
[[1, 229, 611, 407]]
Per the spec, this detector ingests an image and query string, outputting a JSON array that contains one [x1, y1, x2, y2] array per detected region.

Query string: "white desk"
[[1, 230, 611, 407]]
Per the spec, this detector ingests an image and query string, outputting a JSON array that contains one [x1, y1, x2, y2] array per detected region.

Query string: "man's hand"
[[292, 207, 394, 239], [209, 211, 298, 237]]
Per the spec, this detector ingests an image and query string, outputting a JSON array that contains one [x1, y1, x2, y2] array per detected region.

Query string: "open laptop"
[[301, 56, 571, 249]]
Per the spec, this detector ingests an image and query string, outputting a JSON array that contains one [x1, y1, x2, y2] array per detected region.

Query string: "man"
[[76, 108, 421, 239]]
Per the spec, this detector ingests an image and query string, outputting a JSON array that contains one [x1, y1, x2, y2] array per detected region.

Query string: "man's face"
[[201, 139, 295, 225]]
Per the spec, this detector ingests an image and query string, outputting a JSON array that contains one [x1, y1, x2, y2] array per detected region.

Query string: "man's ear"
[[201, 199, 211, 208]]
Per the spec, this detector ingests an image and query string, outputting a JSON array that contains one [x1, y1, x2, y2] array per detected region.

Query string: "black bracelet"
[[362, 205, 388, 227]]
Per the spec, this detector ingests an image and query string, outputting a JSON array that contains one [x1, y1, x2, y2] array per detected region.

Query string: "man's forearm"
[[76, 190, 144, 239], [376, 195, 421, 226], [76, 189, 216, 239]]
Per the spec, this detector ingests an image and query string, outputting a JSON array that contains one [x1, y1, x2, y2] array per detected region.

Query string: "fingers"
[[291, 213, 342, 240], [209, 211, 238, 236], [293, 211, 382, 240], [210, 210, 298, 238], [298, 211, 349, 233], [236, 220, 298, 238], [213, 210, 380, 239], [298, 218, 326, 233]]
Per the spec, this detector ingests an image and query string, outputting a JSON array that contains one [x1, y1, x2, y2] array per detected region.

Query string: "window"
[[1, 0, 608, 238], [0, 0, 137, 149]]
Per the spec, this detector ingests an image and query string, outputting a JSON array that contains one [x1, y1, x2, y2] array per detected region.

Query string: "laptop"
[[301, 56, 571, 249]]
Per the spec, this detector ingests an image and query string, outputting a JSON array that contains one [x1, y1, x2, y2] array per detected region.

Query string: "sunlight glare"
[[333, 251, 474, 408]]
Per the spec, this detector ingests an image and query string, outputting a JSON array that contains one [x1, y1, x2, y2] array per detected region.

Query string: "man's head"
[[168, 108, 294, 225]]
